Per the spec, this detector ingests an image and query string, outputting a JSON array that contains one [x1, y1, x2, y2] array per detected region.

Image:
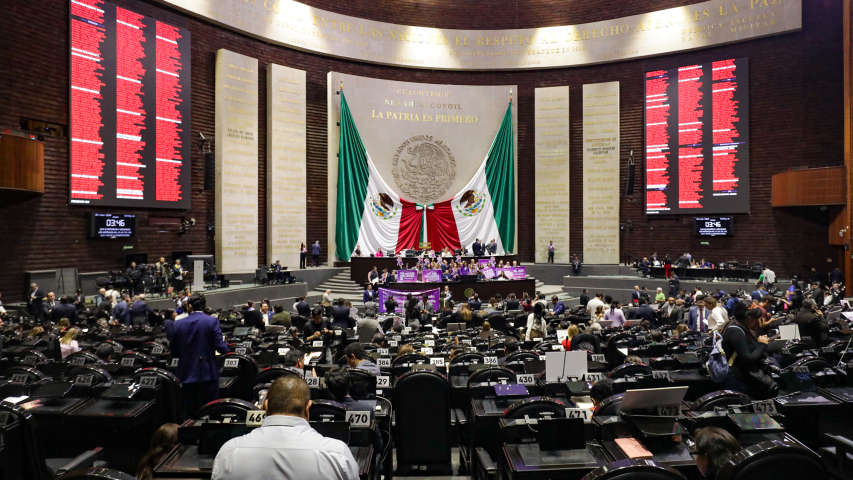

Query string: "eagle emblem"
[[370, 193, 398, 220], [456, 189, 486, 217]]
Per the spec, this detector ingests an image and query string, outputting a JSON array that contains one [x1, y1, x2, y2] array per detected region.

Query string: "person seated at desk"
[[452, 303, 474, 324], [479, 321, 496, 340], [690, 427, 743, 480], [639, 257, 651, 277], [136, 423, 179, 480], [590, 378, 615, 413], [561, 324, 579, 350], [796, 299, 828, 348], [344, 342, 381, 376], [496, 271, 510, 281], [551, 295, 566, 315], [324, 366, 384, 454], [375, 249, 385, 257], [303, 307, 332, 342], [468, 294, 483, 311], [59, 327, 80, 358], [212, 376, 360, 480]]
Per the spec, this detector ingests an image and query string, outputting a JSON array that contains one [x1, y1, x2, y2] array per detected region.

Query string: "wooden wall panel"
[[0, 135, 44, 193], [771, 167, 846, 207]]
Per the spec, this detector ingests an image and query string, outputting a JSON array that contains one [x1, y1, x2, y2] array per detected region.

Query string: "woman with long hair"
[[561, 324, 579, 350], [299, 242, 307, 269], [136, 423, 179, 480], [453, 303, 473, 323], [604, 300, 626, 327], [525, 303, 548, 341], [60, 327, 80, 358], [720, 300, 774, 398], [589, 306, 604, 332]]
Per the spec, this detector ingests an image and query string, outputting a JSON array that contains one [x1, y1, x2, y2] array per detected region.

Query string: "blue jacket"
[[687, 305, 709, 332], [312, 243, 321, 255], [170, 311, 229, 384], [131, 300, 155, 324], [553, 301, 566, 315], [113, 301, 131, 325]]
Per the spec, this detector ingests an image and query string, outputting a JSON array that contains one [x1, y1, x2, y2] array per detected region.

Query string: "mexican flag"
[[335, 91, 403, 260], [335, 90, 515, 260]]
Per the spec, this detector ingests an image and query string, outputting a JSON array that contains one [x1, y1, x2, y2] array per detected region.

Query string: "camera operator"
[[795, 298, 828, 348], [721, 300, 778, 399]]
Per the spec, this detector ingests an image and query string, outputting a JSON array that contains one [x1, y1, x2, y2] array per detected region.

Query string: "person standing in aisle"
[[546, 241, 555, 263], [312, 241, 321, 267], [170, 294, 230, 419], [299, 242, 307, 269]]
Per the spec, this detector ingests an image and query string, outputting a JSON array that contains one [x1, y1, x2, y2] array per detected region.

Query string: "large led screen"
[[645, 58, 749, 215], [70, 0, 191, 208]]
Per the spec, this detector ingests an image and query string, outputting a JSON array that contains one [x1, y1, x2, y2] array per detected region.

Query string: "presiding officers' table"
[[350, 254, 518, 284], [385, 278, 535, 303]]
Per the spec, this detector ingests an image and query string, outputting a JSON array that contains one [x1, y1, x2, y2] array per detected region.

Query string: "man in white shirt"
[[213, 376, 359, 480], [586, 292, 604, 316], [763, 267, 776, 288]]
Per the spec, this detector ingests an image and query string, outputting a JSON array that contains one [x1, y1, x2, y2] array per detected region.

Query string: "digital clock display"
[[89, 213, 136, 238]]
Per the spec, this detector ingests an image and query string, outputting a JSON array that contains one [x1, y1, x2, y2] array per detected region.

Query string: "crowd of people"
[[363, 254, 522, 285]]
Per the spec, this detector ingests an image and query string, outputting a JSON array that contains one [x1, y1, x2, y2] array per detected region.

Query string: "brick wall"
[[0, 0, 843, 301]]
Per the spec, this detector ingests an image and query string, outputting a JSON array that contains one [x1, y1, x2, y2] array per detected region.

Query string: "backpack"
[[706, 331, 736, 383]]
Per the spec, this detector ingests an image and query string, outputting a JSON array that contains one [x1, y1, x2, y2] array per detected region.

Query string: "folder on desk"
[[614, 437, 653, 459]]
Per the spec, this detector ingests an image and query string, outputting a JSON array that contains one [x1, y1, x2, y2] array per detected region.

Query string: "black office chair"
[[504, 350, 540, 364], [18, 349, 50, 365], [131, 367, 182, 424], [572, 333, 602, 354], [65, 352, 104, 365], [216, 353, 259, 401], [581, 459, 687, 480], [56, 467, 138, 479], [595, 393, 625, 416], [309, 399, 348, 421], [819, 434, 853, 479], [291, 315, 309, 331], [449, 352, 485, 371], [785, 356, 833, 373], [391, 353, 430, 377], [467, 366, 516, 387], [347, 368, 377, 400], [503, 396, 566, 419], [94, 341, 124, 355], [254, 365, 302, 385], [65, 365, 112, 385], [606, 333, 635, 362], [395, 370, 452, 475], [691, 390, 751, 412], [194, 398, 256, 422], [487, 315, 508, 333], [116, 352, 151, 375], [716, 440, 826, 480], [608, 363, 653, 379], [3, 365, 48, 384], [0, 402, 105, 480]]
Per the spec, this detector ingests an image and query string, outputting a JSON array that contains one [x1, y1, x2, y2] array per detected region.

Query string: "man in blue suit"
[[131, 294, 155, 326], [171, 294, 229, 419], [363, 285, 376, 304], [687, 294, 709, 332], [113, 294, 132, 326]]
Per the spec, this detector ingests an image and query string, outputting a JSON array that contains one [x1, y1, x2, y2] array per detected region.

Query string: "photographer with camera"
[[720, 300, 778, 399], [795, 298, 828, 348]]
